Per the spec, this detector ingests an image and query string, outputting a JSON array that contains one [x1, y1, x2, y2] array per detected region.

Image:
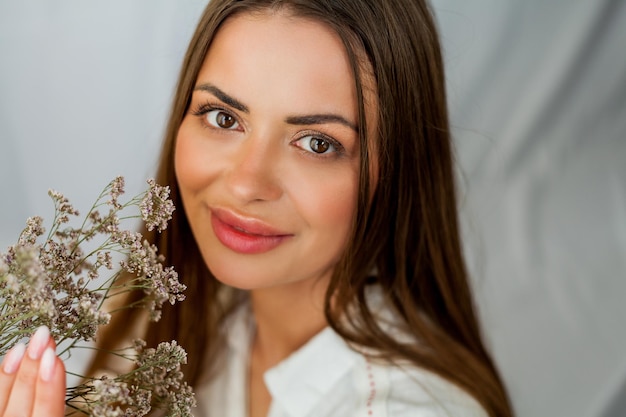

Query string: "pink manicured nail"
[[27, 326, 50, 360], [39, 347, 56, 382], [2, 343, 26, 374]]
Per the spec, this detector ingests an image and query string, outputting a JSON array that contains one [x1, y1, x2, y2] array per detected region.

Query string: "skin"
[[0, 10, 377, 417], [176, 12, 361, 294], [175, 11, 375, 417], [0, 327, 66, 417]]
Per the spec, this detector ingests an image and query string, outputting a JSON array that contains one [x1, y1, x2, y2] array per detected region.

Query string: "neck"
[[250, 276, 329, 368]]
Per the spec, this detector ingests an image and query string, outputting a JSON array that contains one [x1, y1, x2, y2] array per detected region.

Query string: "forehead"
[[210, 10, 350, 71], [196, 11, 358, 118]]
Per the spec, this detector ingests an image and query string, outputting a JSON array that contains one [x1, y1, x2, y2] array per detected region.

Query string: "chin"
[[203, 258, 275, 290]]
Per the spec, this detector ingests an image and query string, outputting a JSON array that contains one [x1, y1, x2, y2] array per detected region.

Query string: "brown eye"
[[294, 135, 339, 155], [216, 112, 235, 128], [310, 138, 330, 153], [206, 109, 240, 130]]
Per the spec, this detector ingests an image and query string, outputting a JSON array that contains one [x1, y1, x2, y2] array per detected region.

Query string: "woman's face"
[[175, 11, 373, 290]]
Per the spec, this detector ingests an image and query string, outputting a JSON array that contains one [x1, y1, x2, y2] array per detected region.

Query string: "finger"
[[32, 347, 66, 417], [4, 326, 51, 417], [46, 337, 57, 350], [0, 343, 26, 415]]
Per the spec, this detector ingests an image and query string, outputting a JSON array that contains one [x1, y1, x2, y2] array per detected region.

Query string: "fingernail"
[[27, 326, 50, 360], [2, 343, 26, 374], [39, 347, 56, 382]]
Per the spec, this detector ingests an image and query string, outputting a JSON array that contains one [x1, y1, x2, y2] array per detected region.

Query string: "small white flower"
[[140, 179, 175, 232], [2, 176, 192, 416]]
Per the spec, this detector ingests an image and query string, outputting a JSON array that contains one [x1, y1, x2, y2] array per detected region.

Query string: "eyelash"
[[190, 101, 240, 130], [189, 100, 346, 158], [292, 132, 346, 159]]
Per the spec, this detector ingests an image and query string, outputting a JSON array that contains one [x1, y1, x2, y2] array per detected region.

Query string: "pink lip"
[[210, 208, 292, 254]]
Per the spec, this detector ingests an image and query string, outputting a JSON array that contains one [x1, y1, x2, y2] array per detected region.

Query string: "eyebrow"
[[194, 82, 358, 132], [285, 114, 358, 132], [194, 83, 249, 113]]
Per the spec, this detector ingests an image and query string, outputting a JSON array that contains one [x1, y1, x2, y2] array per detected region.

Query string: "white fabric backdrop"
[[1, 1, 624, 416], [433, 1, 626, 416]]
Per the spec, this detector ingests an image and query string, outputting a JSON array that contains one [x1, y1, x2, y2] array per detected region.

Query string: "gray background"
[[1, 1, 625, 416]]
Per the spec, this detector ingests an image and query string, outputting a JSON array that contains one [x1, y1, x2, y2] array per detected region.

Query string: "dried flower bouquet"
[[0, 177, 196, 416]]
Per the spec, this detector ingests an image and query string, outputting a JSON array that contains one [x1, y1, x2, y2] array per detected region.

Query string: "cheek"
[[289, 164, 359, 246], [174, 122, 194, 190], [174, 120, 213, 193]]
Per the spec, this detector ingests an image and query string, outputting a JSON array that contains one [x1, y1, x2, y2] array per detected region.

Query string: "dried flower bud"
[[1, 176, 192, 416], [0, 255, 8, 276], [108, 176, 126, 209], [48, 189, 79, 218], [140, 178, 175, 232], [17, 216, 45, 246]]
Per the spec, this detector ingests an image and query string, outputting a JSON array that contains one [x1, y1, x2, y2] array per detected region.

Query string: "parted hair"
[[88, 1, 513, 416]]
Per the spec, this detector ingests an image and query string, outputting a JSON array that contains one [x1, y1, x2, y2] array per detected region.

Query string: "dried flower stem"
[[0, 176, 195, 417]]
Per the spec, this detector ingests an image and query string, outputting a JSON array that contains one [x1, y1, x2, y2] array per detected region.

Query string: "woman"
[[0, 0, 513, 416]]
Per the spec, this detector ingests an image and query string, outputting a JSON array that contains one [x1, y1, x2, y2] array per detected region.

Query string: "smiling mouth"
[[210, 208, 292, 254]]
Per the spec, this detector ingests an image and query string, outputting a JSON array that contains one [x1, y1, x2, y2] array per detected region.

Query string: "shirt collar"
[[263, 327, 357, 417]]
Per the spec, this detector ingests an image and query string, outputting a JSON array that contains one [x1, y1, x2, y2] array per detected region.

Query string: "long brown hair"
[[89, 1, 513, 416]]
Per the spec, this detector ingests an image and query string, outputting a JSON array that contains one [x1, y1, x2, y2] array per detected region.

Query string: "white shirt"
[[193, 301, 487, 417]]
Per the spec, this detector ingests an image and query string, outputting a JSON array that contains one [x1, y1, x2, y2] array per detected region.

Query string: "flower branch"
[[0, 176, 195, 416]]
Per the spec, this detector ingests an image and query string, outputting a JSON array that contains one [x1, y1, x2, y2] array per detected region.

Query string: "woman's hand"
[[0, 326, 66, 417]]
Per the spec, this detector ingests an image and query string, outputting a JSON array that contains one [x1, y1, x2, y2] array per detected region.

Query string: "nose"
[[225, 135, 283, 203]]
